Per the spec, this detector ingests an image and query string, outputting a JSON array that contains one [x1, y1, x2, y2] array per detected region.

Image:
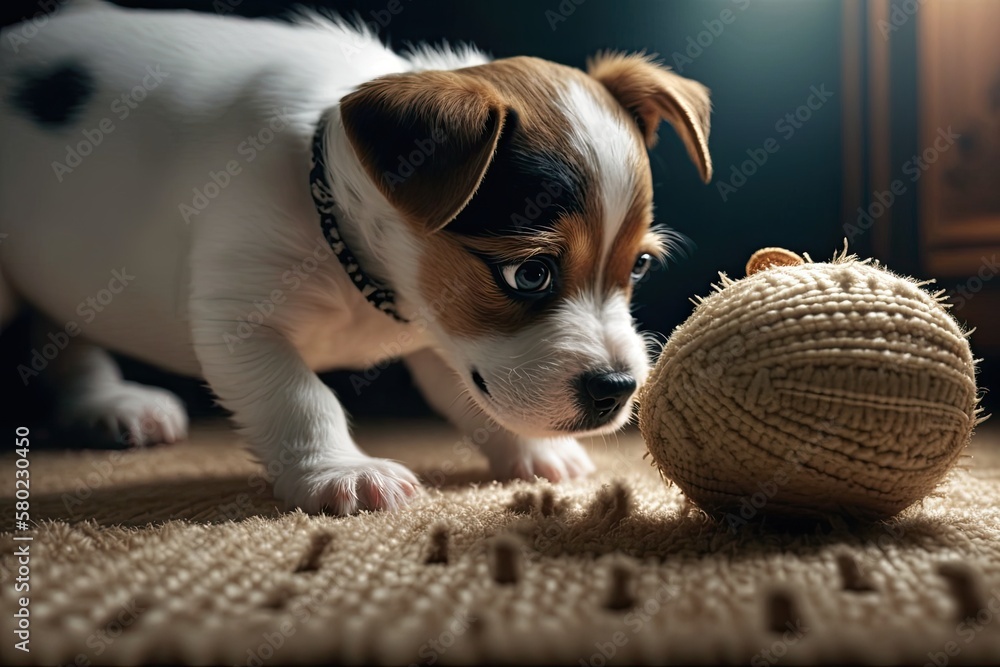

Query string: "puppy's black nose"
[[577, 371, 637, 423]]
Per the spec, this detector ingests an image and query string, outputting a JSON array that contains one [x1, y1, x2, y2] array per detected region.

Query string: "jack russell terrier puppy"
[[0, 1, 711, 514]]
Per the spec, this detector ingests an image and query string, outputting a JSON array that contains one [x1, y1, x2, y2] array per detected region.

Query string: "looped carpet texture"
[[1, 421, 999, 665]]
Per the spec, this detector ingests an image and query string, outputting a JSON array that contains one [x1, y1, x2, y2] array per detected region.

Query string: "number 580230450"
[[14, 426, 29, 513]]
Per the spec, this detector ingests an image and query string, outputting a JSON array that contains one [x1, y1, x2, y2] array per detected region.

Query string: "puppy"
[[0, 1, 711, 514]]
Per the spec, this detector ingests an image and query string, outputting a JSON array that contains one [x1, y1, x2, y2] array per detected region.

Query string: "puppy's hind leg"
[[31, 315, 188, 447]]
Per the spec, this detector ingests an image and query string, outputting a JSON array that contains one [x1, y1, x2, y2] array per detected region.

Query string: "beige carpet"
[[2, 420, 1000, 665]]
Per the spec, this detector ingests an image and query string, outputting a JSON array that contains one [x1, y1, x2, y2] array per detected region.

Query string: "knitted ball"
[[638, 247, 980, 520]]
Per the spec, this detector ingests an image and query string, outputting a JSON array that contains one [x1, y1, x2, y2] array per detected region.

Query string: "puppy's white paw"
[[489, 437, 596, 483], [58, 381, 188, 447], [275, 456, 421, 515]]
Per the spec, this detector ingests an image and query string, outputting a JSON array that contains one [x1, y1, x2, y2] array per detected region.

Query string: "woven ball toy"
[[638, 245, 981, 520]]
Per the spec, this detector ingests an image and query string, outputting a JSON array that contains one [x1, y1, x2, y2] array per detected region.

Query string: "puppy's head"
[[340, 53, 711, 438]]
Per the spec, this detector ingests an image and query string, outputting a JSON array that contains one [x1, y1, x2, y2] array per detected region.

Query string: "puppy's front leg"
[[405, 348, 595, 482], [191, 310, 419, 514]]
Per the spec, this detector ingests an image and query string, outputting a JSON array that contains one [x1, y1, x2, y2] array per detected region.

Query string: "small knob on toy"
[[745, 247, 805, 276]]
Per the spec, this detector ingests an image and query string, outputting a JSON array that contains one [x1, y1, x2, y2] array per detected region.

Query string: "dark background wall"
[[6, 1, 987, 434]]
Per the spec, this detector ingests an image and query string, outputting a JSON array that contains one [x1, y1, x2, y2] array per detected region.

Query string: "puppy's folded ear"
[[587, 52, 712, 183], [340, 71, 507, 233]]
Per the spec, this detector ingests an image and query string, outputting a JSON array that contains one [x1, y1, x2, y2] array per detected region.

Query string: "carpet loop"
[[490, 535, 523, 585], [766, 588, 803, 635], [937, 561, 986, 622], [836, 552, 876, 592], [603, 558, 637, 611], [424, 524, 450, 565], [294, 532, 333, 573]]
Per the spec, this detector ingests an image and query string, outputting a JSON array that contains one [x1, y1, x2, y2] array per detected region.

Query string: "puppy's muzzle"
[[575, 370, 637, 428]]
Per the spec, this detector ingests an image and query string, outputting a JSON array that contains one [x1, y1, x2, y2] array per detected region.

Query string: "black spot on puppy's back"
[[11, 62, 94, 128]]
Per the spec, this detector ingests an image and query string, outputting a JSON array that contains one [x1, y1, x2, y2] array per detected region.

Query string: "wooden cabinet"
[[845, 0, 1000, 350], [919, 0, 1000, 278]]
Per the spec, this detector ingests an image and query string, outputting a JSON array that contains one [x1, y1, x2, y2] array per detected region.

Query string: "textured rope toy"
[[638, 245, 983, 520]]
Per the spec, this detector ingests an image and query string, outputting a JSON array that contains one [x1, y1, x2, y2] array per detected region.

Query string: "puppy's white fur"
[[0, 2, 710, 513], [560, 79, 643, 267]]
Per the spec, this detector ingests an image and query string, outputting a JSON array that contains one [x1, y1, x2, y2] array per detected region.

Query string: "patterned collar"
[[309, 115, 408, 323]]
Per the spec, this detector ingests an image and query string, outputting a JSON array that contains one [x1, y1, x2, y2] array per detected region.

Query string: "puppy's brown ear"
[[340, 71, 507, 233], [587, 52, 712, 183]]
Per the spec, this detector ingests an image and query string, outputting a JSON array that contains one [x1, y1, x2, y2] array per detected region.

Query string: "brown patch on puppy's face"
[[603, 177, 659, 294], [424, 212, 607, 339]]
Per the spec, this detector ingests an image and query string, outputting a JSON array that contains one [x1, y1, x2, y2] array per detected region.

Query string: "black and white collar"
[[309, 115, 408, 323]]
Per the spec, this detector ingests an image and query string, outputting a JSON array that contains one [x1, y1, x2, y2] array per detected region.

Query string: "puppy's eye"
[[500, 258, 554, 295], [631, 253, 653, 283]]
